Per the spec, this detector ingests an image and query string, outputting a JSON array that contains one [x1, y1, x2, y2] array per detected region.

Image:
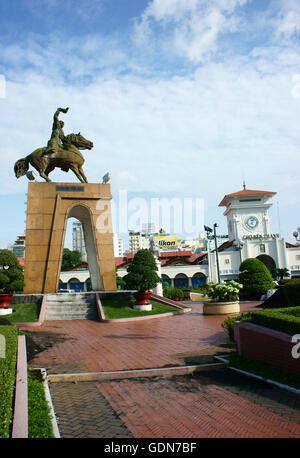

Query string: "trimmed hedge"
[[163, 285, 184, 299], [282, 279, 300, 307], [222, 307, 300, 339], [222, 312, 253, 340], [28, 374, 54, 438], [239, 258, 275, 299], [250, 307, 300, 335], [0, 325, 18, 438]]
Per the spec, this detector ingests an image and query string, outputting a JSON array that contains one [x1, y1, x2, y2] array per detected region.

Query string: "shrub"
[[206, 280, 242, 302], [0, 249, 25, 294], [222, 312, 253, 340], [239, 258, 274, 299], [28, 374, 54, 438], [282, 279, 300, 307], [222, 307, 300, 340], [124, 249, 162, 292], [250, 307, 300, 335], [176, 289, 184, 299], [163, 285, 184, 299]]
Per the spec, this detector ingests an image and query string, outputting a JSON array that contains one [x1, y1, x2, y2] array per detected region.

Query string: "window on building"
[[260, 244, 266, 253]]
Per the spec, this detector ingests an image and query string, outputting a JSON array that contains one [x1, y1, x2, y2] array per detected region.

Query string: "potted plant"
[[203, 280, 243, 315], [124, 249, 162, 310], [173, 288, 184, 301], [0, 249, 25, 313]]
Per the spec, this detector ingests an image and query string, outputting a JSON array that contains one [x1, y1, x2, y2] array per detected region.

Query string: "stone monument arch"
[[23, 182, 116, 294], [67, 203, 102, 291], [15, 107, 116, 294]]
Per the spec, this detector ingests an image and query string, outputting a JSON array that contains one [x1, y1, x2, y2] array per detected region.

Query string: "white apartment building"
[[72, 221, 87, 262], [113, 235, 124, 257]]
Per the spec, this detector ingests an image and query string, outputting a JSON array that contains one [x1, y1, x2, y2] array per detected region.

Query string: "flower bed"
[[206, 280, 242, 302]]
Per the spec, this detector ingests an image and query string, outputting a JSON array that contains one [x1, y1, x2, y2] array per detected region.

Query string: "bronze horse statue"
[[14, 133, 93, 183]]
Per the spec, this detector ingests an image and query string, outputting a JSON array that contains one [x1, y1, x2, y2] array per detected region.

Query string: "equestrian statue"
[[14, 107, 93, 183]]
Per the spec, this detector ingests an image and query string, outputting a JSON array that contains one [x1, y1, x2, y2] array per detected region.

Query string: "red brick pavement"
[[97, 378, 300, 438], [19, 300, 300, 439], [22, 301, 250, 372]]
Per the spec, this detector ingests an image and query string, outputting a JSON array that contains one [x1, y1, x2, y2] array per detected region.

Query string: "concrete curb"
[[95, 293, 191, 323], [12, 335, 28, 438], [47, 362, 225, 383], [40, 368, 61, 438], [214, 355, 300, 396]]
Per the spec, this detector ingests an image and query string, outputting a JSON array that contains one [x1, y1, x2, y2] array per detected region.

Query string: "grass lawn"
[[101, 299, 181, 319], [226, 352, 300, 390], [28, 370, 54, 438], [3, 303, 40, 323]]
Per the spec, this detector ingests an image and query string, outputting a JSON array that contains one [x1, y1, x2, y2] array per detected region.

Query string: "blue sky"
[[0, 0, 299, 249]]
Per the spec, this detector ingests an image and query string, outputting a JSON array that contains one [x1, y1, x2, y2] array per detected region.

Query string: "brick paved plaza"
[[20, 301, 300, 438]]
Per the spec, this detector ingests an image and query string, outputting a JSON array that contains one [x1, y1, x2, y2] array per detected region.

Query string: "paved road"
[[20, 301, 300, 438]]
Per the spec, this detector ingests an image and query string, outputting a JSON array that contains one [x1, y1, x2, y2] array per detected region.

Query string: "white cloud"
[[134, 0, 249, 62], [1, 0, 300, 244], [272, 0, 300, 39], [1, 54, 299, 209]]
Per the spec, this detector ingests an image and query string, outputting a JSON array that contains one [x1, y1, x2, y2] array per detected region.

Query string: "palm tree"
[[274, 268, 290, 280]]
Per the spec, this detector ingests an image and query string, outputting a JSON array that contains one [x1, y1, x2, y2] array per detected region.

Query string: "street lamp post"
[[213, 224, 221, 284], [293, 228, 300, 243], [204, 226, 212, 283], [204, 224, 221, 284]]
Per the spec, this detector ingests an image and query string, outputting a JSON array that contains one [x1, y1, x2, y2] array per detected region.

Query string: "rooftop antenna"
[[242, 170, 246, 190]]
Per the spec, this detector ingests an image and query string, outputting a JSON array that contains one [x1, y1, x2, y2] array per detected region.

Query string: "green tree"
[[239, 258, 275, 299], [115, 266, 125, 289], [274, 268, 290, 280], [124, 249, 162, 292], [61, 248, 82, 271], [0, 249, 25, 293]]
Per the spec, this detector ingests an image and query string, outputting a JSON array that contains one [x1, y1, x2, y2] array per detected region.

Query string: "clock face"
[[245, 216, 259, 230]]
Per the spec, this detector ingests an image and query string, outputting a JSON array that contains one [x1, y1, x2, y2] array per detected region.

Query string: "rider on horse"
[[41, 107, 69, 157]]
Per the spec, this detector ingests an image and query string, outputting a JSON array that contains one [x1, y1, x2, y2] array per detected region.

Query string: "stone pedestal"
[[0, 308, 13, 315], [24, 182, 117, 294]]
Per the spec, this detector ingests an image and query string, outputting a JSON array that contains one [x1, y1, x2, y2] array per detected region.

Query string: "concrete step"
[[46, 302, 96, 308], [47, 294, 95, 303], [45, 293, 98, 321], [46, 314, 98, 321]]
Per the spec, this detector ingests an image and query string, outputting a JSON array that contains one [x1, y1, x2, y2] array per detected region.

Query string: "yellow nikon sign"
[[153, 235, 178, 249]]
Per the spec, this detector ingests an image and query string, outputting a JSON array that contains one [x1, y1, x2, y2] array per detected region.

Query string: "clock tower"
[[218, 185, 276, 242]]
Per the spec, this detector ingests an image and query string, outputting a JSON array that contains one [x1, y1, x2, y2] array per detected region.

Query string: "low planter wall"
[[234, 321, 300, 375], [11, 294, 43, 305], [190, 292, 208, 302], [95, 292, 191, 323], [203, 301, 240, 315]]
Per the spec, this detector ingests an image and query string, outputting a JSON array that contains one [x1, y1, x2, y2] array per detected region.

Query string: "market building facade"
[[59, 187, 300, 291]]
